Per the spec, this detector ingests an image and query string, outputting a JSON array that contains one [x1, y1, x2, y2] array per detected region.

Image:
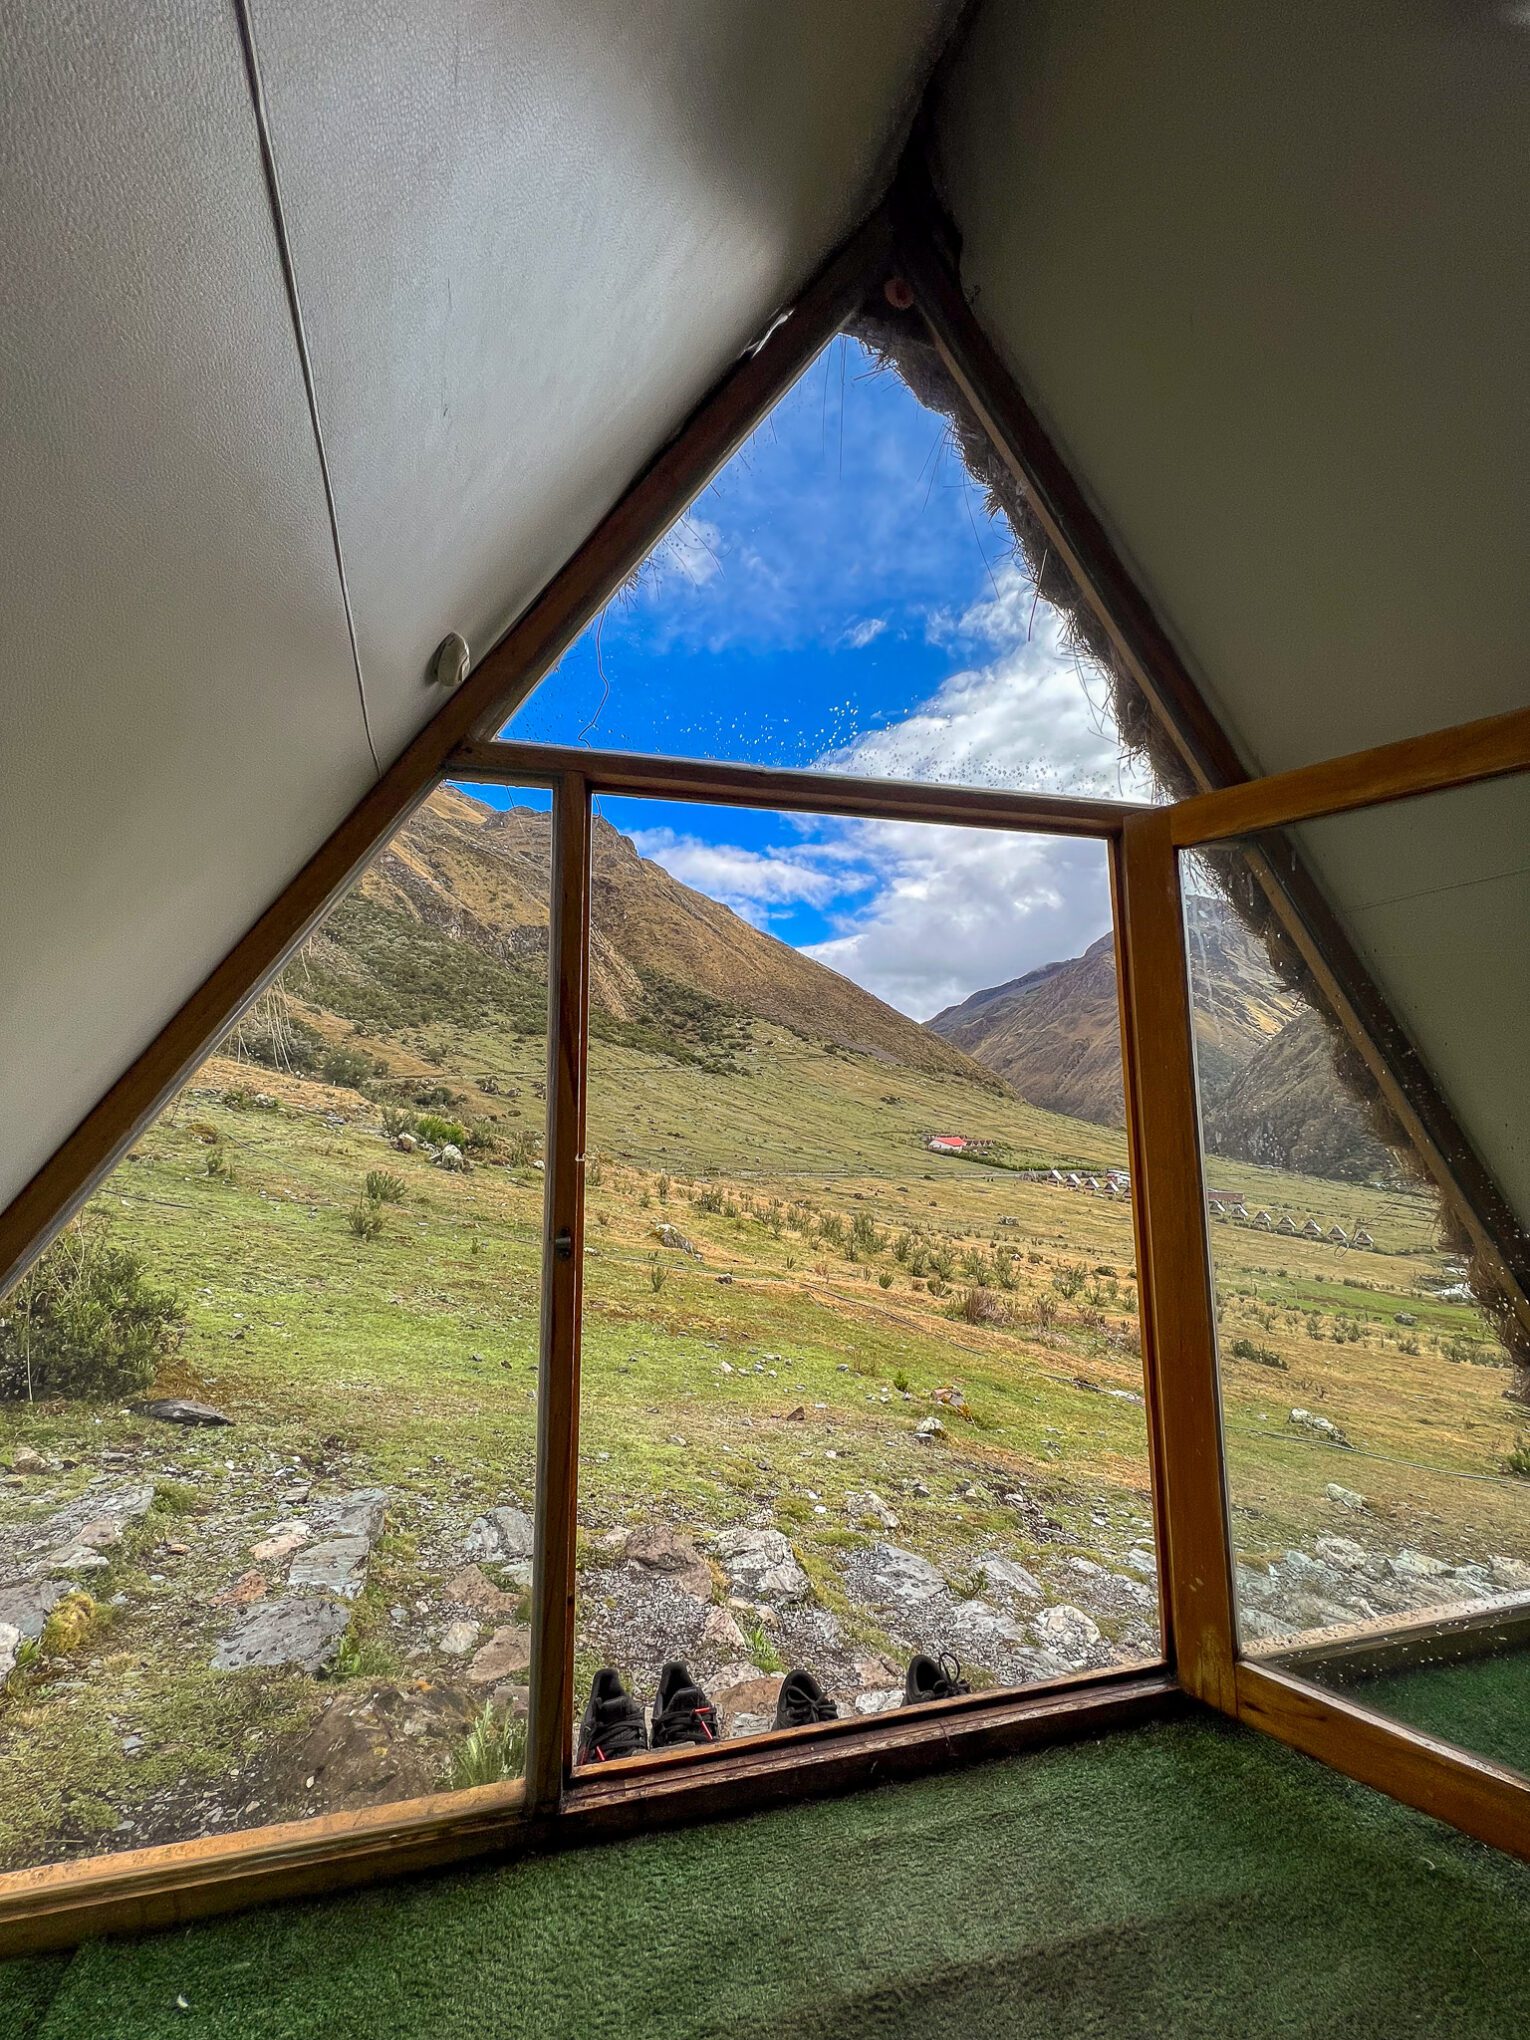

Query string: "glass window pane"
[[1183, 771, 1530, 1779], [0, 783, 550, 1871], [503, 336, 1162, 807], [573, 797, 1159, 1762]]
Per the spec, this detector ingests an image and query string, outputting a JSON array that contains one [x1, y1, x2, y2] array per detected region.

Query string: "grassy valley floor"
[[1, 994, 1525, 1871]]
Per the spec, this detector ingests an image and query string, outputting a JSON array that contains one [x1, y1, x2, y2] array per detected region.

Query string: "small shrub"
[[364, 1170, 406, 1204], [692, 1186, 726, 1217], [320, 1045, 377, 1091], [877, 1271, 894, 1289], [1505, 1436, 1530, 1479], [150, 1479, 198, 1518], [1029, 1293, 1059, 1334], [415, 1113, 467, 1149], [741, 1615, 785, 1675], [332, 1630, 399, 1680], [347, 1199, 385, 1243], [892, 1369, 910, 1393], [506, 1129, 541, 1168], [0, 1226, 184, 1403], [1228, 1336, 1286, 1370], [1051, 1260, 1089, 1300], [657, 1174, 671, 1203], [413, 1084, 460, 1109], [41, 1591, 103, 1658], [849, 1212, 885, 1259], [955, 1286, 1011, 1328], [204, 1144, 236, 1183], [381, 1106, 410, 1139], [447, 1704, 527, 1790], [817, 1212, 848, 1252], [648, 1255, 668, 1294]]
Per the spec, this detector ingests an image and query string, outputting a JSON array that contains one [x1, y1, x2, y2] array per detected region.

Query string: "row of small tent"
[[1046, 1169, 1131, 1198], [1209, 1201, 1374, 1248], [1040, 1169, 1374, 1248]]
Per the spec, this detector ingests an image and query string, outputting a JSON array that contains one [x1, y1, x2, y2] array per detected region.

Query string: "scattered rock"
[[699, 1605, 748, 1654], [1287, 1408, 1351, 1446], [250, 1521, 311, 1564], [846, 1489, 900, 1531], [326, 1489, 388, 1542], [443, 1564, 521, 1618], [439, 1619, 479, 1657], [393, 1132, 418, 1152], [784, 1404, 805, 1421], [0, 1622, 20, 1679], [847, 1543, 945, 1608], [1032, 1604, 1101, 1659], [976, 1555, 1043, 1601], [1489, 1555, 1530, 1592], [1393, 1313, 1418, 1327], [463, 1506, 535, 1566], [437, 1144, 466, 1171], [212, 1569, 269, 1609], [467, 1624, 531, 1685], [852, 1688, 904, 1716], [947, 1598, 1029, 1653], [8, 1447, 43, 1474], [651, 1224, 696, 1255], [713, 1673, 783, 1736], [288, 1537, 371, 1600], [623, 1525, 712, 1599], [1390, 1548, 1451, 1581], [1313, 1535, 1369, 1572], [241, 1681, 476, 1813], [46, 1546, 109, 1575], [0, 1579, 66, 1638], [1325, 1483, 1367, 1512], [213, 1596, 350, 1673], [1123, 1545, 1158, 1576], [137, 1399, 232, 1427], [711, 1526, 810, 1603], [914, 1416, 946, 1442]]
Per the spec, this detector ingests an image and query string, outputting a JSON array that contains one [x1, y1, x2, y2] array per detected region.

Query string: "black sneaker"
[[774, 1668, 839, 1729], [650, 1661, 720, 1748], [577, 1668, 648, 1765], [903, 1652, 971, 1706]]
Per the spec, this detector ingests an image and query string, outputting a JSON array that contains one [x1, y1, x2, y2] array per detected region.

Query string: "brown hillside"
[[929, 899, 1293, 1124], [353, 788, 993, 1084], [1201, 1006, 1397, 1183], [927, 897, 1393, 1182]]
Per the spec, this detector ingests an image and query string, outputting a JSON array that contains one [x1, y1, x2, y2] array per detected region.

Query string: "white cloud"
[[802, 822, 1113, 1020], [839, 616, 887, 650], [790, 581, 1157, 1015], [628, 828, 867, 920], [830, 589, 1156, 804]]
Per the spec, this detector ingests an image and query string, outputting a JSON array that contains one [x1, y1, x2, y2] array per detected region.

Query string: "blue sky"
[[465, 336, 1154, 1020]]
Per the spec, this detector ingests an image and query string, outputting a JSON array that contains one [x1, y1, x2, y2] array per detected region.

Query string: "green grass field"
[[0, 991, 1523, 1871]]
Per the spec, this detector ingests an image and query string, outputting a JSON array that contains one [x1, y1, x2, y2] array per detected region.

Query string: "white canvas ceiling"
[[0, 0, 954, 1218], [933, 0, 1530, 1228]]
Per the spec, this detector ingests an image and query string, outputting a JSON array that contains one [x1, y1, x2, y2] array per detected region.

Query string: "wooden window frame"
[[1, 204, 1528, 1952]]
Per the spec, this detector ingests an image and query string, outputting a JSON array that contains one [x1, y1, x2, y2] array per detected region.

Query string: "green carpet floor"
[[5, 1714, 1530, 2040], [1317, 1644, 1530, 1777]]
